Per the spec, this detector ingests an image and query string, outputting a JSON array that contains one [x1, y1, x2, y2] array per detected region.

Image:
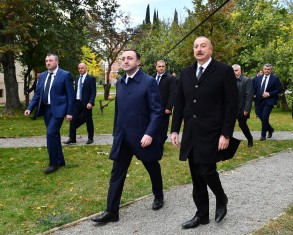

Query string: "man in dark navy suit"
[[63, 63, 96, 145], [152, 60, 177, 149], [254, 63, 281, 140], [24, 54, 75, 174], [91, 49, 164, 224]]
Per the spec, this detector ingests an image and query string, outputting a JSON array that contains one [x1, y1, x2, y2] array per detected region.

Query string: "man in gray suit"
[[232, 64, 254, 147]]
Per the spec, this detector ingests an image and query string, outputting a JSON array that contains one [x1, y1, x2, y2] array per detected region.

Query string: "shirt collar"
[[48, 67, 58, 75], [197, 57, 212, 70]]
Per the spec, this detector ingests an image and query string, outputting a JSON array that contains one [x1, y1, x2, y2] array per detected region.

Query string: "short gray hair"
[[264, 63, 272, 68], [232, 64, 241, 71]]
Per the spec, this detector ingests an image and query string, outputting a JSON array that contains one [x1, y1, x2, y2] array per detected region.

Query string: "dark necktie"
[[79, 76, 83, 100], [261, 76, 267, 93], [42, 72, 53, 104], [156, 75, 161, 84], [197, 66, 204, 81]]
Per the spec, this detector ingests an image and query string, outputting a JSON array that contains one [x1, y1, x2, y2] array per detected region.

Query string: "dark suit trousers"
[[158, 114, 170, 146], [43, 105, 65, 166], [188, 152, 226, 218], [237, 116, 253, 141], [69, 100, 94, 140], [259, 100, 274, 137], [106, 140, 163, 213]]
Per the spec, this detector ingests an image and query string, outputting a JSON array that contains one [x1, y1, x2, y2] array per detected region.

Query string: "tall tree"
[[145, 4, 151, 24], [87, 0, 137, 99], [0, 0, 32, 113], [173, 9, 179, 25]]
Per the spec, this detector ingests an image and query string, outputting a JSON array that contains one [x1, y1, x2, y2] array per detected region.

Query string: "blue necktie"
[[261, 76, 267, 93], [156, 75, 161, 84], [42, 72, 53, 104], [79, 76, 83, 100]]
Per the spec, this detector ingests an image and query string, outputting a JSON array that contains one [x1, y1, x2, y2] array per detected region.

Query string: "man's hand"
[[24, 110, 31, 116], [218, 135, 230, 151], [171, 132, 180, 148], [66, 115, 73, 122], [244, 111, 249, 116], [165, 109, 172, 115], [86, 103, 93, 109], [262, 91, 270, 98], [140, 134, 153, 147]]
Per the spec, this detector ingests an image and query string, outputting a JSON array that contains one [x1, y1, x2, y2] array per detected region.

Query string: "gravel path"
[[42, 149, 293, 235], [1, 131, 293, 148]]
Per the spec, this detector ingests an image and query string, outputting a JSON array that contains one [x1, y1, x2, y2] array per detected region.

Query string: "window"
[[0, 89, 3, 98]]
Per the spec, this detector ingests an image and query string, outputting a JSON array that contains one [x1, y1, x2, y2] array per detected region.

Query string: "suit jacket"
[[254, 74, 281, 106], [236, 74, 253, 117], [75, 74, 96, 107], [110, 69, 163, 162], [27, 68, 75, 118], [171, 59, 238, 163], [152, 72, 177, 115]]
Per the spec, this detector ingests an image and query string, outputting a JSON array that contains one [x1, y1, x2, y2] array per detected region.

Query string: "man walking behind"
[[232, 64, 254, 147]]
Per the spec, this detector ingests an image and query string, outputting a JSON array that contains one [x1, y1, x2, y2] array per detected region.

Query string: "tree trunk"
[[1, 50, 22, 114], [279, 93, 288, 111], [103, 65, 112, 100], [103, 83, 111, 100], [0, 31, 22, 114]]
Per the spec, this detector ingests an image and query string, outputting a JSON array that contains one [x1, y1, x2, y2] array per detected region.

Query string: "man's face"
[[193, 37, 213, 64], [121, 51, 140, 74], [45, 55, 58, 71], [156, 61, 166, 74], [78, 64, 87, 75], [233, 67, 241, 78], [263, 66, 272, 76]]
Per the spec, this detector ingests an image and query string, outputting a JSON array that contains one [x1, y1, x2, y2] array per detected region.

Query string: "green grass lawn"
[[0, 102, 292, 137]]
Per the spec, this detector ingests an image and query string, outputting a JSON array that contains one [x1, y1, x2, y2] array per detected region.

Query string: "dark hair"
[[123, 49, 141, 60]]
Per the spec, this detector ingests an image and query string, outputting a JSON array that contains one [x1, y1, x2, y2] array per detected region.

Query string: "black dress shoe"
[[91, 211, 119, 223], [86, 139, 93, 145], [267, 129, 274, 138], [63, 138, 76, 144], [248, 139, 253, 147], [44, 166, 58, 174], [182, 216, 209, 229], [152, 198, 164, 210], [215, 194, 228, 223], [260, 136, 266, 141], [58, 162, 66, 167]]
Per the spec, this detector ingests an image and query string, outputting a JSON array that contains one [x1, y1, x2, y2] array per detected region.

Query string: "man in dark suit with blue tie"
[[24, 54, 75, 174], [152, 60, 177, 149], [91, 49, 164, 223], [63, 63, 96, 145], [254, 63, 281, 140]]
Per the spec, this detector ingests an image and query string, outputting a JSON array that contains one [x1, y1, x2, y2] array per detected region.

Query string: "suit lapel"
[[197, 59, 216, 84]]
